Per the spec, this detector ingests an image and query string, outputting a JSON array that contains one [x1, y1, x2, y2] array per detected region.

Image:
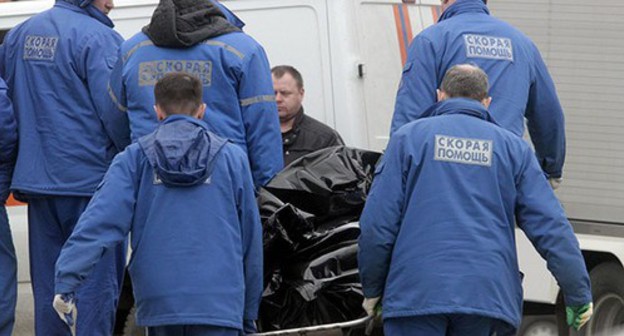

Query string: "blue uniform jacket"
[[0, 1, 127, 197], [108, 27, 283, 189], [390, 0, 565, 178], [55, 115, 263, 328], [359, 98, 591, 329], [0, 78, 17, 201]]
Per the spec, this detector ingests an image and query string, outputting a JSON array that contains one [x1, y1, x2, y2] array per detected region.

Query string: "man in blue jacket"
[[54, 72, 263, 336], [108, 0, 283, 189], [359, 64, 592, 335], [0, 77, 17, 336], [0, 0, 128, 334], [390, 0, 565, 188]]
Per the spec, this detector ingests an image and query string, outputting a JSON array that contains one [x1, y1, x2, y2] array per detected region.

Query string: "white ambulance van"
[[1, 0, 623, 335]]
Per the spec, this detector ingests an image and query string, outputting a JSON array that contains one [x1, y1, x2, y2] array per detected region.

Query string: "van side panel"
[[354, 1, 439, 151], [490, 1, 624, 224], [358, 1, 413, 150], [489, 0, 624, 304]]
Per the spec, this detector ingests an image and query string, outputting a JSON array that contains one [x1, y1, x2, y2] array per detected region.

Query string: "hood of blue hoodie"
[[420, 98, 499, 125], [57, 0, 114, 27], [438, 0, 489, 23], [138, 115, 227, 187]]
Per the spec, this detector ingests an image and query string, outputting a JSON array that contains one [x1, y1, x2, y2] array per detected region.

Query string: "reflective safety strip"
[[392, 4, 414, 66], [123, 40, 244, 63], [107, 82, 128, 112], [203, 41, 245, 59], [153, 173, 211, 185], [240, 95, 275, 107], [123, 40, 155, 63]]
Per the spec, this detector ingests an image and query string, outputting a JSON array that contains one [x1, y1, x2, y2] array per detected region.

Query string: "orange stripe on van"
[[402, 5, 414, 44], [6, 193, 25, 207], [431, 6, 441, 23], [393, 5, 408, 66], [393, 4, 414, 66]]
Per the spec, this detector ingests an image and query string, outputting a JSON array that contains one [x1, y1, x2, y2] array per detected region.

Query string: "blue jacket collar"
[[55, 1, 114, 28], [161, 114, 209, 129], [211, 0, 245, 29], [424, 98, 498, 125], [438, 0, 489, 22]]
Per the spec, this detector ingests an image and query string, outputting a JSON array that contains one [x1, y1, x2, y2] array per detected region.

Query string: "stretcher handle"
[[251, 315, 374, 336]]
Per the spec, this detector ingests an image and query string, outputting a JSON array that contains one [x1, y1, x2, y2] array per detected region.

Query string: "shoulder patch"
[[463, 34, 513, 61], [434, 134, 493, 167]]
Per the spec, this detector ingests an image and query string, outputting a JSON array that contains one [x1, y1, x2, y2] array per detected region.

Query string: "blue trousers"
[[384, 314, 515, 336], [0, 206, 16, 336], [147, 325, 240, 336], [28, 196, 126, 336]]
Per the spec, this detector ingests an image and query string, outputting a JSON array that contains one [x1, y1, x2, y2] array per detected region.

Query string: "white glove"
[[53, 293, 77, 335], [362, 296, 381, 317], [549, 177, 563, 190]]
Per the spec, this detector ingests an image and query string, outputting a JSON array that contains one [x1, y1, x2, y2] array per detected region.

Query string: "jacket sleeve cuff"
[[362, 285, 384, 299], [563, 292, 593, 307], [243, 319, 257, 334], [244, 311, 258, 320], [544, 169, 562, 179], [54, 282, 76, 295]]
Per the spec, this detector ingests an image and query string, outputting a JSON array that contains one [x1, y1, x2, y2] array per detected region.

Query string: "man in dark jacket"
[[54, 73, 263, 336], [0, 77, 17, 336], [0, 0, 128, 334], [108, 0, 283, 189], [390, 0, 566, 188], [359, 65, 592, 335], [271, 65, 344, 166]]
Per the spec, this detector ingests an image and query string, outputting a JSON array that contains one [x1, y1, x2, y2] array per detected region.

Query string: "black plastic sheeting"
[[258, 147, 381, 331], [263, 146, 381, 225]]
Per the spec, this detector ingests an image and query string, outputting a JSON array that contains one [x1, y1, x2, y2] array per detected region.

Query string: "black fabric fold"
[[143, 0, 240, 48]]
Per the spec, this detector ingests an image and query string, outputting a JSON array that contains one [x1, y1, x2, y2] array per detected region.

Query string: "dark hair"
[[271, 65, 304, 89], [154, 72, 203, 116], [440, 64, 489, 101]]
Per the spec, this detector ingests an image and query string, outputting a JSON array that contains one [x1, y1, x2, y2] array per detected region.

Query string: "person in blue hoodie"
[[108, 0, 283, 190], [0, 77, 17, 336], [0, 0, 129, 335], [54, 72, 263, 336], [359, 64, 592, 335], [390, 0, 565, 189]]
